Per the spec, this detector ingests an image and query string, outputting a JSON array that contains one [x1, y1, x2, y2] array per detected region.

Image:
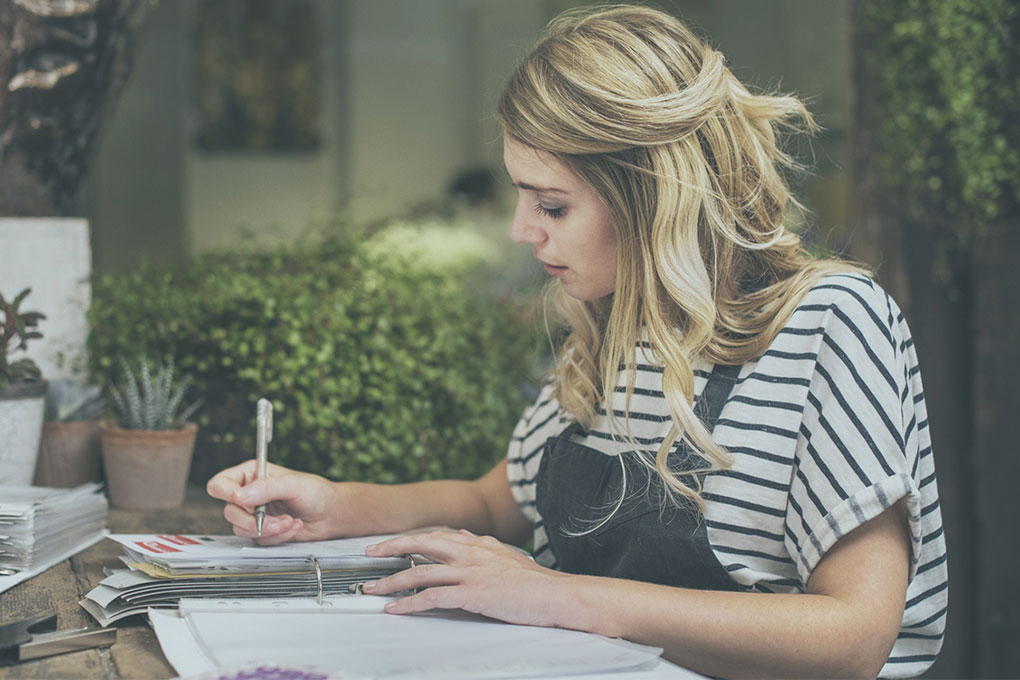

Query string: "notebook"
[[81, 533, 416, 625]]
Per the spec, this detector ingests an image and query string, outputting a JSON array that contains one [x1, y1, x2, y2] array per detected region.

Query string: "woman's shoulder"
[[797, 272, 893, 315], [789, 272, 906, 346]]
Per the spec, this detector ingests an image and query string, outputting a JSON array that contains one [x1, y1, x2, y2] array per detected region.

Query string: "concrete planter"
[[0, 380, 47, 485], [99, 421, 197, 510], [34, 420, 103, 487]]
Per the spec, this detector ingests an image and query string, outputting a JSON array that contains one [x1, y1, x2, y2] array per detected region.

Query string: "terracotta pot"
[[99, 420, 197, 510], [0, 379, 47, 485], [34, 420, 102, 487]]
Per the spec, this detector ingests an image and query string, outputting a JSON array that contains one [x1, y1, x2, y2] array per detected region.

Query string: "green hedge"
[[861, 0, 1020, 250], [88, 232, 539, 485]]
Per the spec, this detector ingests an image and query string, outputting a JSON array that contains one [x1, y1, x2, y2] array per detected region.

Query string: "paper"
[[108, 533, 411, 573], [82, 533, 420, 625], [0, 483, 108, 594], [150, 604, 702, 679]]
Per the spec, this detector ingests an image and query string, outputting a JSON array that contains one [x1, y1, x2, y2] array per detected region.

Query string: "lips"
[[542, 263, 568, 277]]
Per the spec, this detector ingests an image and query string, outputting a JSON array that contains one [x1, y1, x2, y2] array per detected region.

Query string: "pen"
[[254, 398, 273, 536]]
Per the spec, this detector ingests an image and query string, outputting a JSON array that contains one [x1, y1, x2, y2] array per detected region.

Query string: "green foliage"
[[106, 356, 201, 430], [88, 232, 538, 483], [0, 288, 45, 388], [861, 0, 1020, 251]]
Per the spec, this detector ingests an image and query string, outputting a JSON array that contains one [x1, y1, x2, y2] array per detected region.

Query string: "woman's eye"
[[534, 203, 566, 219]]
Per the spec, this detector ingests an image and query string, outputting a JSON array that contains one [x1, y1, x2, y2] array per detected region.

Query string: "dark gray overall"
[[534, 364, 742, 590]]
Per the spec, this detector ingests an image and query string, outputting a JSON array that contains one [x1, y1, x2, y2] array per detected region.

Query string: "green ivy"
[[88, 232, 539, 484], [861, 0, 1020, 250]]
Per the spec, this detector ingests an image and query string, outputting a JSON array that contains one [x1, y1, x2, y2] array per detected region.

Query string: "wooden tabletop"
[[0, 486, 232, 679]]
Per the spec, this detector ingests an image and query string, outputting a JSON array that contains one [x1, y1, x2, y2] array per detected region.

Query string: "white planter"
[[0, 381, 47, 485]]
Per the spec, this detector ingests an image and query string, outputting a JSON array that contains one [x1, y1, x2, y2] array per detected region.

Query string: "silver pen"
[[254, 398, 273, 536]]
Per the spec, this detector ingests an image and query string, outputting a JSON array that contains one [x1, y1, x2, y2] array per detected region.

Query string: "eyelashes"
[[534, 203, 566, 219]]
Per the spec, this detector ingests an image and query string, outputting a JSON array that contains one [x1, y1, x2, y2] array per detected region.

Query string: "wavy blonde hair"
[[496, 5, 867, 511]]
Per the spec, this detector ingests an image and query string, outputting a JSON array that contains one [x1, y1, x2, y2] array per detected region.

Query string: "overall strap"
[[696, 363, 741, 433]]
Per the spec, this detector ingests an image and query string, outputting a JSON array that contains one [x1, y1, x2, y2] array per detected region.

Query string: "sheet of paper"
[[150, 605, 703, 679]]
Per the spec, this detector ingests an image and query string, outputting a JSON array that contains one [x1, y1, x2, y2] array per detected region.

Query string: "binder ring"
[[310, 556, 324, 605]]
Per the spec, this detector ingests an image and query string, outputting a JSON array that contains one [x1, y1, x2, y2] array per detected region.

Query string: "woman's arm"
[[365, 500, 911, 679], [206, 458, 532, 547]]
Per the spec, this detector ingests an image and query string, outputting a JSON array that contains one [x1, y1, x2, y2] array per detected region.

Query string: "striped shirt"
[[506, 273, 947, 678]]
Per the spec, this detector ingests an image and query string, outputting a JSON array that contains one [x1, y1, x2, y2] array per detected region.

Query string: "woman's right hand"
[[206, 460, 341, 545]]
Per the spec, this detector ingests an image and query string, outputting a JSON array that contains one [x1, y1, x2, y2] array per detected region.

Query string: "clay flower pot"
[[34, 420, 103, 487], [99, 420, 197, 510]]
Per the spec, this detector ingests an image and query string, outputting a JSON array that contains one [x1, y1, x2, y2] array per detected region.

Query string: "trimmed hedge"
[[88, 231, 539, 485]]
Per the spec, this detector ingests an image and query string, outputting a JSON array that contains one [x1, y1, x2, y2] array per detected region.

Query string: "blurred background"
[[0, 0, 1016, 677]]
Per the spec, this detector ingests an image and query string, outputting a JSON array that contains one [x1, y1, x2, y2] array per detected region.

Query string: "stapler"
[[0, 613, 115, 665]]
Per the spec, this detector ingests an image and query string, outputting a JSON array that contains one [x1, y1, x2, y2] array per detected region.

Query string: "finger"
[[383, 586, 463, 614], [206, 460, 258, 501], [231, 473, 314, 509], [208, 461, 295, 502], [224, 503, 298, 538], [255, 519, 303, 546], [362, 563, 459, 595], [365, 531, 475, 561]]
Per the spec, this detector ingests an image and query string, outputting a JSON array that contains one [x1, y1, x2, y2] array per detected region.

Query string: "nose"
[[509, 203, 546, 245]]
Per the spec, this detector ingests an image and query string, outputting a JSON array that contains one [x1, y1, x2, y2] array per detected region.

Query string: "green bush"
[[88, 231, 540, 485], [861, 0, 1020, 252]]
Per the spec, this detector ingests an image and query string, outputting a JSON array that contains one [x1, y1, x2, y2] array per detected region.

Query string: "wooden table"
[[0, 487, 232, 679]]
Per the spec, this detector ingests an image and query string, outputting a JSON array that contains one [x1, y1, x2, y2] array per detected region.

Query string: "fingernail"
[[362, 581, 376, 592], [236, 489, 253, 502]]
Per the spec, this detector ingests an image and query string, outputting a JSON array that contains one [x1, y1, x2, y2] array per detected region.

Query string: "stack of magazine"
[[0, 483, 108, 587], [81, 533, 415, 626]]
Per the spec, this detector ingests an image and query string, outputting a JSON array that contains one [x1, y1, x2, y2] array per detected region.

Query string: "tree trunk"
[[0, 0, 151, 216]]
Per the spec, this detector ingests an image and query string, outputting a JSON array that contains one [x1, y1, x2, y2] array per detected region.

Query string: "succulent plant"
[[0, 287, 46, 389], [44, 379, 106, 422], [107, 356, 202, 430]]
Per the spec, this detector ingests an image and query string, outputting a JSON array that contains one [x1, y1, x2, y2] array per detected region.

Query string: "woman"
[[207, 6, 947, 678]]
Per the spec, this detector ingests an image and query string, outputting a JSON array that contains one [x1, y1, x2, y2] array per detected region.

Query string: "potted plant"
[[99, 356, 201, 510], [34, 380, 105, 487], [0, 288, 47, 485]]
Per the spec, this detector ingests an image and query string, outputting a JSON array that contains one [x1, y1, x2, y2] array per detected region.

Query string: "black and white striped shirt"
[[506, 273, 947, 678]]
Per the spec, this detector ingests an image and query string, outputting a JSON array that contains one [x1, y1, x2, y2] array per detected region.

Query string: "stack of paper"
[[81, 533, 416, 625], [0, 483, 108, 577]]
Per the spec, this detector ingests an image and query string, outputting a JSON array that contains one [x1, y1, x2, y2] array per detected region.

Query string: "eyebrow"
[[511, 181, 569, 196]]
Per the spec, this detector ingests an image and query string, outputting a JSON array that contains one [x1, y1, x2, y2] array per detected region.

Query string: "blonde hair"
[[497, 5, 867, 511]]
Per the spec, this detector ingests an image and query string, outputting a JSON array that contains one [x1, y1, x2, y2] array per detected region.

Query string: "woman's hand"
[[362, 529, 572, 628], [206, 460, 340, 545]]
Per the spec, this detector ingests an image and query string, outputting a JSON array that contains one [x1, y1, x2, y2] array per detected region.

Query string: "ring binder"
[[309, 556, 323, 605]]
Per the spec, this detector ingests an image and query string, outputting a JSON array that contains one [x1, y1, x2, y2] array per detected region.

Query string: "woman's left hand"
[[362, 529, 571, 628]]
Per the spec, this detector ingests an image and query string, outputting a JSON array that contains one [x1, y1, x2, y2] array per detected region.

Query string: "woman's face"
[[504, 136, 618, 301]]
